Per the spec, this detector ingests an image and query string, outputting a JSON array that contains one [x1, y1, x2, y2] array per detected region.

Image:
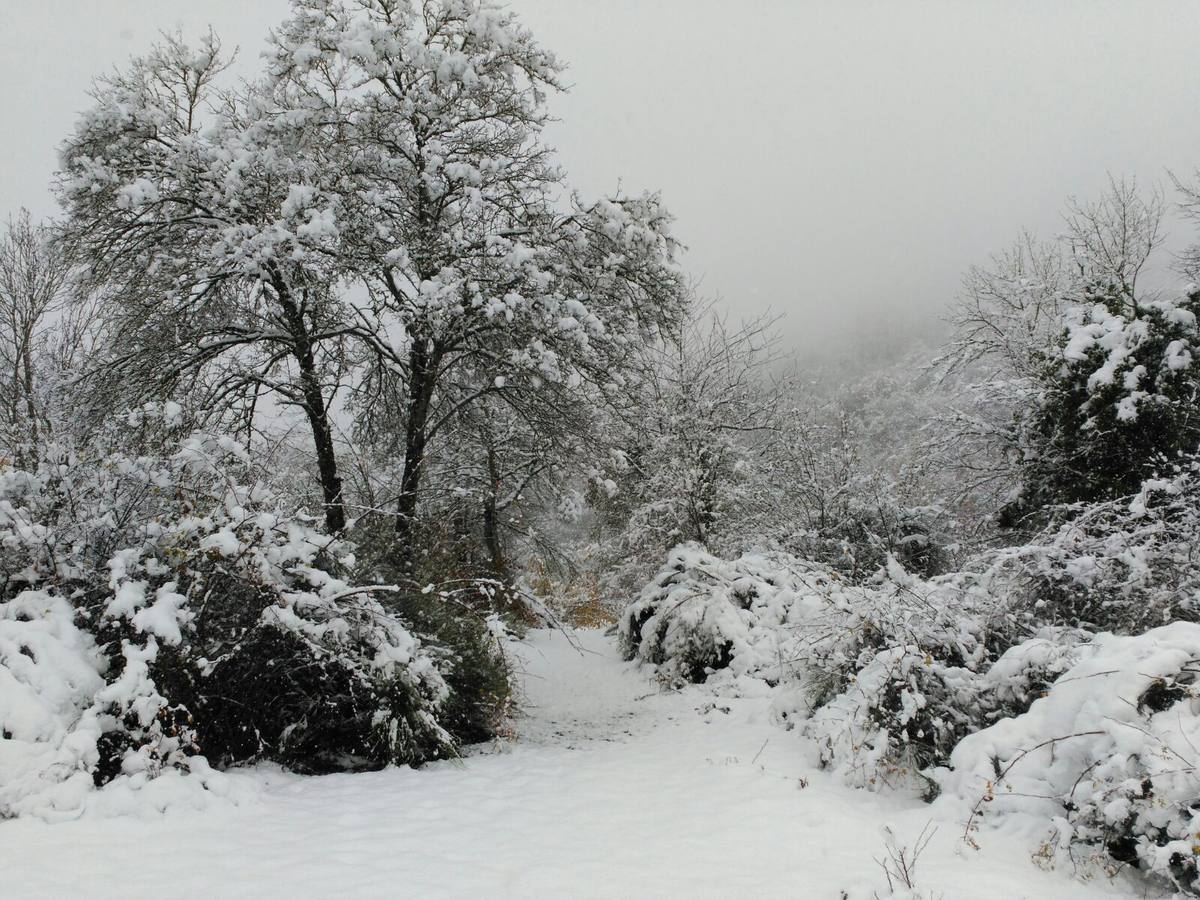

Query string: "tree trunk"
[[482, 442, 506, 577], [272, 276, 346, 534], [394, 337, 439, 571], [298, 363, 346, 535], [392, 133, 441, 567], [21, 338, 39, 458]]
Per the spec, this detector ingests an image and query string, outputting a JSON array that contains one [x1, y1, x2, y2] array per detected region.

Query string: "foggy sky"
[[4, 1, 1200, 356]]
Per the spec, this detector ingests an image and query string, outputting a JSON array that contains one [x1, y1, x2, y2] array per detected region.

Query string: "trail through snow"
[[1, 628, 1145, 898]]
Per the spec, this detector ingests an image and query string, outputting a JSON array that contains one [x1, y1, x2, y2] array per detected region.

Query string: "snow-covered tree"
[[0, 211, 91, 467], [1010, 285, 1200, 517], [60, 3, 688, 557], [58, 31, 356, 533], [585, 312, 781, 593], [931, 178, 1172, 526], [354, 378, 594, 588], [264, 0, 689, 562]]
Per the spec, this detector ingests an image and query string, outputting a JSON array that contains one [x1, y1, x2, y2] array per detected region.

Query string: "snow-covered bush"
[[618, 543, 832, 685], [804, 619, 1097, 796], [976, 625, 1093, 712], [0, 589, 108, 818], [966, 457, 1200, 635], [1010, 286, 1200, 519], [937, 623, 1200, 895], [805, 455, 1200, 793], [362, 570, 517, 746], [793, 560, 994, 794], [618, 540, 1106, 795], [805, 645, 984, 795], [784, 490, 952, 584], [619, 545, 995, 791], [0, 416, 471, 818]]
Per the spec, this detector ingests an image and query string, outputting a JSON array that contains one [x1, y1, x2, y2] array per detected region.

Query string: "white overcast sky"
[[4, 1, 1200, 354]]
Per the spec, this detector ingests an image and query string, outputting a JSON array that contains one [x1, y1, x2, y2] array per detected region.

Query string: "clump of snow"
[[0, 590, 105, 819]]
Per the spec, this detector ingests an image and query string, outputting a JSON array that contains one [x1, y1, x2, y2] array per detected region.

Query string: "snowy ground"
[[1, 628, 1148, 899]]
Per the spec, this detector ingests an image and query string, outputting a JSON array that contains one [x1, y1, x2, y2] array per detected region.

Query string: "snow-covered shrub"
[[960, 457, 1200, 636], [621, 448, 1200, 799], [784, 490, 953, 584], [1010, 286, 1200, 518], [617, 539, 1093, 794], [805, 618, 1097, 796], [937, 623, 1200, 895], [0, 417, 463, 817], [370, 577, 516, 746], [976, 625, 1093, 712], [795, 561, 995, 794], [618, 543, 831, 685], [619, 544, 997, 787], [808, 455, 1200, 794], [805, 645, 985, 795], [619, 543, 992, 793], [0, 589, 107, 818], [801, 453, 1200, 790], [348, 516, 519, 746]]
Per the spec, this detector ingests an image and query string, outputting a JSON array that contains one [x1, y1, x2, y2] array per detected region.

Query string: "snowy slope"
[[0, 629, 1146, 899]]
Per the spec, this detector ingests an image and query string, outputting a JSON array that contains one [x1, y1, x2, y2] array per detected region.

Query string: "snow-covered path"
[[2, 629, 1142, 898]]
